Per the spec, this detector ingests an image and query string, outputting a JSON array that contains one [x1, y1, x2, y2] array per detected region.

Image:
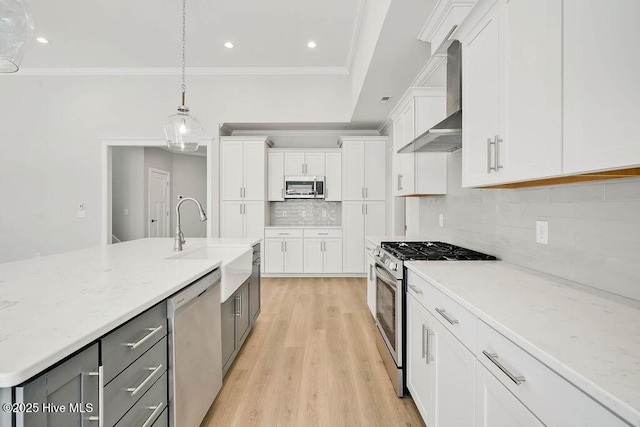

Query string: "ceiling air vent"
[[378, 96, 391, 105]]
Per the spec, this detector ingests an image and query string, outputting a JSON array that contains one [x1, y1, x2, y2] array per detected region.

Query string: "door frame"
[[100, 137, 218, 245], [147, 167, 171, 238]]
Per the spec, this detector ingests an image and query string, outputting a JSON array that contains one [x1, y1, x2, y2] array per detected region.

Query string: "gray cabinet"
[[221, 279, 251, 375], [15, 344, 100, 427], [249, 243, 261, 323]]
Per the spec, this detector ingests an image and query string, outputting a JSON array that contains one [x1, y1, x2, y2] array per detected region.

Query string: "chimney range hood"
[[398, 41, 462, 153]]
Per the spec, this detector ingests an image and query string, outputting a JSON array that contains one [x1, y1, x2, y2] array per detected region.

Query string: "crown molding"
[[387, 86, 446, 122], [230, 129, 380, 137], [12, 66, 350, 77], [346, 0, 366, 73]]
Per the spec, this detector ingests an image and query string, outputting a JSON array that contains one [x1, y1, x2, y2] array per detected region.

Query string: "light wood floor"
[[202, 277, 425, 427]]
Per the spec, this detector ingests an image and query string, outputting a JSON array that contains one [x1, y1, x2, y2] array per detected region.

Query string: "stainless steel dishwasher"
[[167, 269, 222, 427]]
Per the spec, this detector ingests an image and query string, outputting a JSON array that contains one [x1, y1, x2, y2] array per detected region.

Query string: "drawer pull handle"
[[483, 351, 526, 385], [141, 402, 165, 427], [278, 232, 290, 235], [435, 308, 458, 325], [126, 326, 164, 350], [408, 284, 423, 295], [126, 364, 163, 396], [87, 367, 103, 424], [318, 232, 329, 235]]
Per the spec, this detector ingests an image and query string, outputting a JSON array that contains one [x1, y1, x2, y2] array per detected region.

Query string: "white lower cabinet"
[[303, 238, 342, 273], [407, 291, 475, 427], [264, 238, 303, 273], [407, 269, 629, 427], [476, 361, 542, 427]]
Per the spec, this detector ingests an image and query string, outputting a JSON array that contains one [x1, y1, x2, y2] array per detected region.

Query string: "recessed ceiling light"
[[36, 37, 50, 44], [224, 42, 234, 49], [307, 41, 317, 49]]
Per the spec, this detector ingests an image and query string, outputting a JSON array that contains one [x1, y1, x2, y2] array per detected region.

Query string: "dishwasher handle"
[[167, 269, 221, 318]]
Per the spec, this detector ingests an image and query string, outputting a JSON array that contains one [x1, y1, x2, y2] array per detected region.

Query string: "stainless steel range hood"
[[398, 41, 462, 153]]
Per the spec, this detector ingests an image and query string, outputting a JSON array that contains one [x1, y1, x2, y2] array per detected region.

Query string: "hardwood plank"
[[202, 277, 425, 427]]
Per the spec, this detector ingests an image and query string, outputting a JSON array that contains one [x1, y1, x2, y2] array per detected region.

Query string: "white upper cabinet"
[[284, 152, 325, 176], [562, 0, 640, 173], [341, 138, 387, 201], [325, 152, 342, 201], [221, 138, 267, 201], [267, 151, 285, 201], [390, 90, 448, 196], [460, 0, 562, 187], [459, 0, 639, 186]]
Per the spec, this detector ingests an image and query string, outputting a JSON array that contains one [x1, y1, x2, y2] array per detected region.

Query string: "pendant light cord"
[[181, 0, 187, 106]]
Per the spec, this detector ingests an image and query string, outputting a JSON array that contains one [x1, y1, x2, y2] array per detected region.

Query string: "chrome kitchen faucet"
[[174, 196, 207, 251]]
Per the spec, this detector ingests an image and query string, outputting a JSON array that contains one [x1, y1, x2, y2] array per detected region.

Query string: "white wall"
[[0, 73, 352, 263], [419, 150, 640, 301], [171, 153, 207, 238], [112, 147, 144, 241]]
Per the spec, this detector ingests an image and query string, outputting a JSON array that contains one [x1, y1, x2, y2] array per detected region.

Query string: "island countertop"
[[0, 238, 257, 388]]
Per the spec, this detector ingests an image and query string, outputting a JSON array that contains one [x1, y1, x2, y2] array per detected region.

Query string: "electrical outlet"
[[536, 220, 549, 244], [302, 211, 307, 218], [439, 213, 444, 227], [35, 252, 41, 258], [282, 211, 287, 217], [322, 210, 327, 218], [124, 208, 129, 216]]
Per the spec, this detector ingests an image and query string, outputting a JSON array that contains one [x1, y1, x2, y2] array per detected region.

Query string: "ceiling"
[[21, 0, 362, 69], [17, 0, 443, 127]]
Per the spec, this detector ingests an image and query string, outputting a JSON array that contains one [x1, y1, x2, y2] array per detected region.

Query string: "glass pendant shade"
[[0, 0, 34, 73], [163, 106, 203, 152]]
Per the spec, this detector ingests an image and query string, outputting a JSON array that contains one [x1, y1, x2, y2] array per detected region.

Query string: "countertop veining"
[[0, 238, 257, 387], [405, 261, 640, 425]]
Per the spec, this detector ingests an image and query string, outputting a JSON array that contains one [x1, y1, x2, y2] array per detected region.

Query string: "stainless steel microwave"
[[284, 176, 325, 199]]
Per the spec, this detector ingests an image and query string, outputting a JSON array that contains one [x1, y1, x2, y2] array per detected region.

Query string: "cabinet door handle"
[[141, 402, 165, 427], [421, 324, 427, 359], [425, 327, 434, 364], [126, 326, 163, 350], [361, 204, 365, 215], [280, 241, 284, 252], [435, 307, 459, 325], [369, 264, 373, 281], [87, 366, 103, 425], [365, 188, 368, 198], [398, 174, 404, 190], [235, 295, 241, 316], [482, 350, 526, 385], [365, 204, 368, 215], [408, 284, 423, 295], [284, 241, 287, 251], [362, 187, 365, 199], [281, 188, 284, 199], [126, 364, 163, 396], [487, 137, 493, 173], [495, 135, 503, 171]]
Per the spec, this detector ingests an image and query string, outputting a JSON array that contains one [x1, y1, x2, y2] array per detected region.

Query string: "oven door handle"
[[375, 266, 398, 290]]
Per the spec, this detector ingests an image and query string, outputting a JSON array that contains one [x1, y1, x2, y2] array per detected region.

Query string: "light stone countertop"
[[0, 237, 258, 388], [405, 261, 640, 425]]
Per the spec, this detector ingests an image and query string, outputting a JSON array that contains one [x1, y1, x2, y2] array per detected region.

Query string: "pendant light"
[[163, 0, 203, 152], [0, 0, 34, 73]]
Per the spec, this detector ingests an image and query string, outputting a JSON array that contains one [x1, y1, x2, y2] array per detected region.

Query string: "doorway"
[[148, 168, 170, 238], [101, 138, 219, 245]]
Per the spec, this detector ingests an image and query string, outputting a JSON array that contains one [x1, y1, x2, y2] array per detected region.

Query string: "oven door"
[[375, 263, 402, 366]]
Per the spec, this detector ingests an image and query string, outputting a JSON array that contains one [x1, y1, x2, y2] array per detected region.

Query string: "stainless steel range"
[[373, 241, 497, 397]]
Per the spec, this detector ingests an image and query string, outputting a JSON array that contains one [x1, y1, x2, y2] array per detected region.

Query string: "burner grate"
[[380, 241, 497, 261]]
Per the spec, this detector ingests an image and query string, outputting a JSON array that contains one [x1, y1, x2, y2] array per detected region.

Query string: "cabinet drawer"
[[264, 228, 304, 238], [477, 321, 626, 426], [102, 302, 167, 384], [303, 228, 342, 238], [406, 270, 476, 352], [152, 407, 169, 427], [105, 337, 168, 427], [114, 371, 167, 427]]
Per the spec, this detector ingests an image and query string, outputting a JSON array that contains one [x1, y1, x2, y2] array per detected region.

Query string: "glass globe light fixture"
[[0, 0, 34, 73], [163, 0, 203, 152]]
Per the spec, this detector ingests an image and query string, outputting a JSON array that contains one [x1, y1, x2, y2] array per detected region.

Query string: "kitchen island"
[[0, 237, 260, 426]]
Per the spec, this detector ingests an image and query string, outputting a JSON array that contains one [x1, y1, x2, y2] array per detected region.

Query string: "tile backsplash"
[[270, 200, 341, 226], [419, 150, 640, 302]]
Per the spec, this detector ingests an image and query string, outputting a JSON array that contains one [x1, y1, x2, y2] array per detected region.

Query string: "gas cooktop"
[[380, 241, 497, 261]]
